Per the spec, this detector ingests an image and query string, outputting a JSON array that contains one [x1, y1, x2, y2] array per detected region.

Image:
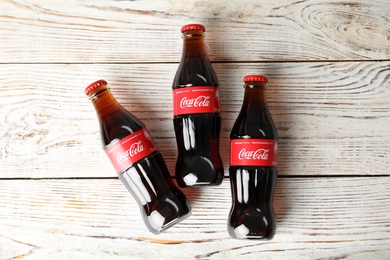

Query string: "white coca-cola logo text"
[[238, 148, 269, 160], [180, 95, 210, 108], [117, 141, 144, 164]]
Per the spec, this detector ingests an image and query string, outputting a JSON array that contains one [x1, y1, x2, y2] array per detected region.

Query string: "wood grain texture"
[[0, 178, 389, 259], [1, 0, 389, 63], [1, 62, 389, 178], [1, 0, 390, 258]]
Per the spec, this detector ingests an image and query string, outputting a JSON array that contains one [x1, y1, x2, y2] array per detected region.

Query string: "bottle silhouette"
[[85, 80, 191, 234], [172, 24, 224, 187], [228, 75, 278, 239]]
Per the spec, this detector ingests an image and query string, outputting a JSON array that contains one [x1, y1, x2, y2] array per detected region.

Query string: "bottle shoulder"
[[100, 108, 145, 147], [230, 107, 278, 140], [173, 57, 219, 88]]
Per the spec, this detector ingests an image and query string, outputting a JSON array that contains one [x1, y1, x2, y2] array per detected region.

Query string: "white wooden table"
[[1, 1, 389, 259]]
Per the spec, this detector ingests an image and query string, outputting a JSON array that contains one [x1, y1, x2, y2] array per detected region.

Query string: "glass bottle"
[[228, 75, 278, 239], [85, 80, 191, 234], [172, 24, 224, 187]]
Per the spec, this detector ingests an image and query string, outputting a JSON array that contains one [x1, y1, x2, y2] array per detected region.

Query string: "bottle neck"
[[242, 82, 269, 108], [181, 30, 209, 58], [87, 84, 122, 118]]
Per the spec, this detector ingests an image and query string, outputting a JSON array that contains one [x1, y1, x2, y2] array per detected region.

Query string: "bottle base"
[[228, 206, 276, 240], [118, 162, 192, 235], [228, 225, 276, 240], [147, 203, 192, 234], [177, 172, 223, 188], [142, 194, 192, 234]]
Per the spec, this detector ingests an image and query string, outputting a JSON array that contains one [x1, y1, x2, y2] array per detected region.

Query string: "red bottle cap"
[[181, 24, 205, 33], [243, 75, 268, 83], [85, 80, 107, 95]]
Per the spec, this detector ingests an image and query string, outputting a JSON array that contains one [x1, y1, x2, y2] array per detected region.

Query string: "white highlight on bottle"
[[148, 210, 165, 231], [234, 224, 250, 238], [183, 173, 198, 186]]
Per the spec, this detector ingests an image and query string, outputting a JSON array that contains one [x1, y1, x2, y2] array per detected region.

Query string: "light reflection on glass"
[[182, 118, 196, 150], [138, 164, 156, 196], [236, 169, 251, 204]]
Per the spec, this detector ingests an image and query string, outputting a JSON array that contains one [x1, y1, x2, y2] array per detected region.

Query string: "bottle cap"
[[181, 24, 205, 33], [243, 75, 268, 83], [85, 80, 107, 95]]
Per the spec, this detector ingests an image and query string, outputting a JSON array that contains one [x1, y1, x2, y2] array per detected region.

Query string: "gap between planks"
[[1, 59, 390, 65], [1, 175, 390, 181]]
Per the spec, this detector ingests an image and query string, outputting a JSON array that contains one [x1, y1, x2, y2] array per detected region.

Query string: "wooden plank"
[[1, 0, 389, 63], [0, 177, 389, 259], [1, 62, 389, 178]]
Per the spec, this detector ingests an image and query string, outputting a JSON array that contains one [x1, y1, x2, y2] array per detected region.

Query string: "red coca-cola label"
[[173, 86, 220, 116], [230, 139, 278, 167], [105, 129, 158, 174]]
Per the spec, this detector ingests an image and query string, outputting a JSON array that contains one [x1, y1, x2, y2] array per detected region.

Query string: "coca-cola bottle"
[[85, 80, 191, 234], [172, 24, 224, 187], [228, 75, 278, 239]]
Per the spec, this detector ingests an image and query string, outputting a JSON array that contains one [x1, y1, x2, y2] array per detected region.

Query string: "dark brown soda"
[[228, 77, 278, 239], [173, 25, 224, 187], [86, 81, 191, 234]]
